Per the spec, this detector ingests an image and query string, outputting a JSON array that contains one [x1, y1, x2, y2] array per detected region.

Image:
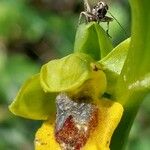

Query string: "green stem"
[[110, 0, 150, 149], [111, 90, 147, 150]]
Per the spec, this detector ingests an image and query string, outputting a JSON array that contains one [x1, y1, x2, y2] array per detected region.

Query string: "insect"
[[79, 0, 126, 36]]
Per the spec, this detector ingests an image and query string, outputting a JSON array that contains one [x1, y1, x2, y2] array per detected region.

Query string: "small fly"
[[79, 0, 126, 36]]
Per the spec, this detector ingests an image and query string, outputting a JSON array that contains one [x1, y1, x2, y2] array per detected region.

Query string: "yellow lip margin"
[[35, 99, 123, 150]]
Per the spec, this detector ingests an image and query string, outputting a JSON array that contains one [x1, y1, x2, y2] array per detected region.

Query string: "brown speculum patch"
[[55, 93, 99, 150]]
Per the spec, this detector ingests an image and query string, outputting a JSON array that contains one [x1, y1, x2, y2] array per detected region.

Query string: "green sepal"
[[95, 23, 114, 58], [40, 53, 94, 92], [9, 74, 57, 120], [99, 38, 130, 95], [74, 22, 113, 60], [40, 53, 106, 98]]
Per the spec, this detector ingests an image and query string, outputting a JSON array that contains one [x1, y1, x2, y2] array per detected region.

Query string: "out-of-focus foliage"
[[0, 0, 46, 42], [126, 95, 150, 150], [0, 0, 149, 150], [0, 52, 40, 150], [0, 0, 76, 149], [0, 56, 40, 150]]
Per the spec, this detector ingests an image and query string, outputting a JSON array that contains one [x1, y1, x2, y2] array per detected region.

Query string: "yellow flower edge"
[[84, 99, 123, 150], [35, 99, 123, 150], [35, 120, 60, 150]]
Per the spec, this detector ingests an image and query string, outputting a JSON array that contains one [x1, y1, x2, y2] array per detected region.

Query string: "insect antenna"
[[107, 10, 127, 35]]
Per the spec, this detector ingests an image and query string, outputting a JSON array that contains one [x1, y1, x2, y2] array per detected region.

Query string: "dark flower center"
[[55, 93, 99, 150]]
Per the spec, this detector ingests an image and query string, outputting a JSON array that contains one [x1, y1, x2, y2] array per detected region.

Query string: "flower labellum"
[[55, 93, 98, 150], [35, 92, 123, 150]]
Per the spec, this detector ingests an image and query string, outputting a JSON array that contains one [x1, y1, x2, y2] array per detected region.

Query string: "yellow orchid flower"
[[9, 53, 123, 150], [35, 98, 123, 150]]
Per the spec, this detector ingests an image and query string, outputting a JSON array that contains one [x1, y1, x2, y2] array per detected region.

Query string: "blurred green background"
[[0, 0, 149, 150]]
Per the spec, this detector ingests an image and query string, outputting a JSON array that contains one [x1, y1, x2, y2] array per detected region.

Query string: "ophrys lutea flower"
[[9, 53, 123, 150]]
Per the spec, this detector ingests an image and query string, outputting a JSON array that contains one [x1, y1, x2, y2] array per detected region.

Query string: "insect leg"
[[78, 12, 95, 24], [101, 16, 113, 37], [78, 11, 88, 24], [106, 22, 109, 33], [106, 21, 110, 37], [107, 10, 127, 35]]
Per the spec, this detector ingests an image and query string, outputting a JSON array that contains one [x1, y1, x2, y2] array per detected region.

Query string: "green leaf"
[[9, 74, 57, 120], [0, 0, 46, 41], [99, 38, 130, 95], [74, 22, 113, 60], [40, 53, 93, 92]]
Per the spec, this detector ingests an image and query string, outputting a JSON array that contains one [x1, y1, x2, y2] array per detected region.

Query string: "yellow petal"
[[83, 99, 123, 150], [35, 99, 123, 150], [35, 120, 60, 150]]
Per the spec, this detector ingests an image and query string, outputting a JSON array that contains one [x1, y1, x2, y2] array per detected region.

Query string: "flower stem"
[[110, 0, 150, 149]]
